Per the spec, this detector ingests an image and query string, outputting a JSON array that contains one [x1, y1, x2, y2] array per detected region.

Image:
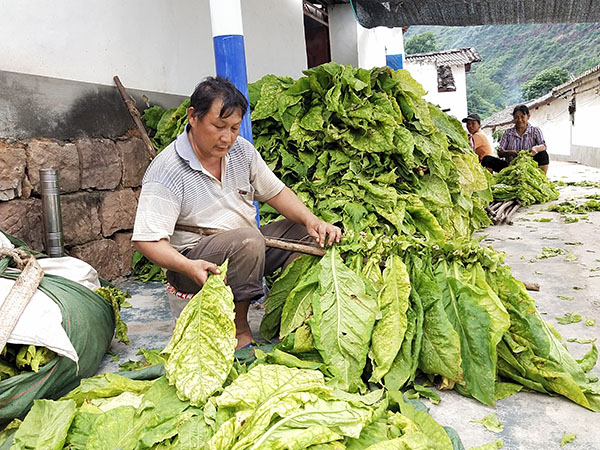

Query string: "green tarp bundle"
[[0, 235, 114, 424]]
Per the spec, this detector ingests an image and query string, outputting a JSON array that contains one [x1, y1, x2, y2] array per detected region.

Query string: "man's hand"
[[266, 187, 343, 247], [186, 259, 221, 287], [306, 218, 342, 247], [134, 239, 221, 287]]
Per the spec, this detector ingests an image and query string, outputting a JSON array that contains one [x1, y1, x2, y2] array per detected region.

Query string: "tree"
[[521, 67, 570, 101], [466, 71, 504, 119], [404, 32, 438, 55]]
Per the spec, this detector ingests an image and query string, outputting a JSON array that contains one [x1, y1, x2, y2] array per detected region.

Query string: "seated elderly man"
[[132, 76, 341, 349]]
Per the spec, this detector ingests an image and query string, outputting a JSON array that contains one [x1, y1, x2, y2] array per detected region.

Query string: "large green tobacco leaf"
[[369, 255, 411, 382], [309, 248, 379, 392], [383, 291, 424, 391], [206, 364, 331, 450], [162, 262, 236, 406], [489, 267, 600, 411], [435, 261, 506, 406], [11, 399, 76, 450], [280, 260, 322, 339], [251, 398, 374, 449], [64, 377, 200, 450], [175, 414, 214, 449], [63, 372, 153, 407], [252, 425, 341, 450], [410, 257, 464, 384], [261, 255, 318, 342]]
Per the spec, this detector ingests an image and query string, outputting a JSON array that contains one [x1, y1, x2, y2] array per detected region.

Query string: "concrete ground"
[[97, 161, 600, 449]]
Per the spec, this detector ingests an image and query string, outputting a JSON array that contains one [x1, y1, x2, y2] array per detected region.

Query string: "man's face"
[[466, 119, 480, 135], [187, 99, 243, 159]]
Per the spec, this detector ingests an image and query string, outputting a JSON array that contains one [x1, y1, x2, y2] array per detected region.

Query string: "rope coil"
[[0, 247, 34, 270]]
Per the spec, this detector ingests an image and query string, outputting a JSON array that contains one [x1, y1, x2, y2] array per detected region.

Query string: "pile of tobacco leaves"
[[247, 64, 598, 411], [491, 152, 559, 206], [1, 264, 466, 449]]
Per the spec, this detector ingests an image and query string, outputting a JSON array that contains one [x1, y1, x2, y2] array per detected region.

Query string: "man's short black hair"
[[512, 104, 530, 117], [190, 76, 248, 120]]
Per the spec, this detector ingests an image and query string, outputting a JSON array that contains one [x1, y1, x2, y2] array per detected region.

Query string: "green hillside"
[[405, 23, 600, 118]]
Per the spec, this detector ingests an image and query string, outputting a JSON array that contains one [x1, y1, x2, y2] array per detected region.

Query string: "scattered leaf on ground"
[[533, 247, 565, 260], [567, 338, 597, 344], [585, 318, 596, 327], [470, 412, 504, 432], [556, 313, 582, 325], [561, 433, 577, 446], [558, 296, 574, 301]]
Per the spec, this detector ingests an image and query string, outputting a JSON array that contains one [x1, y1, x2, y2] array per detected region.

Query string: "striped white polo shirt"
[[132, 128, 284, 252]]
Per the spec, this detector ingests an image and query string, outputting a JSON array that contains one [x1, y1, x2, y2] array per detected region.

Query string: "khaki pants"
[[166, 219, 310, 305]]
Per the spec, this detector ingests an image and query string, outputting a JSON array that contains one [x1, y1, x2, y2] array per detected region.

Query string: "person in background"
[[462, 113, 508, 172], [132, 76, 341, 349], [462, 112, 493, 163], [498, 104, 549, 174]]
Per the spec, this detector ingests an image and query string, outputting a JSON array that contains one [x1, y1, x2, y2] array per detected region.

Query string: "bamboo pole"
[[113, 76, 156, 159], [175, 224, 327, 257]]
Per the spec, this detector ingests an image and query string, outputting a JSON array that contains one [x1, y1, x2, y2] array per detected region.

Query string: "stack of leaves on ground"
[[491, 152, 559, 206], [0, 265, 464, 450], [261, 246, 599, 411], [247, 65, 597, 409], [249, 63, 492, 247]]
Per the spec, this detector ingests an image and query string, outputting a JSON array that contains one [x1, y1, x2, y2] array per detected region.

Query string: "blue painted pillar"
[[209, 0, 253, 142], [384, 28, 405, 70], [209, 0, 260, 224]]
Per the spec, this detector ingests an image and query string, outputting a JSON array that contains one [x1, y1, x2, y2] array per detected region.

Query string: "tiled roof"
[[404, 48, 482, 66], [481, 92, 554, 128], [552, 64, 600, 95]]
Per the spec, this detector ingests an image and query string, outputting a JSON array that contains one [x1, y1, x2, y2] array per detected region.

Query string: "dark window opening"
[[437, 65, 456, 92], [303, 0, 331, 68]]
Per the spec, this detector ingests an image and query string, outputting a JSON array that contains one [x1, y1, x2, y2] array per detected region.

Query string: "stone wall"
[[0, 131, 150, 280]]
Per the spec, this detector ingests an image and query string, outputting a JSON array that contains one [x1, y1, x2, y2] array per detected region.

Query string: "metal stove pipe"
[[39, 168, 65, 257]]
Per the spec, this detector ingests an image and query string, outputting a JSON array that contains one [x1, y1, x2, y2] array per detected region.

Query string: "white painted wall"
[[357, 26, 387, 69], [329, 5, 404, 70], [329, 5, 358, 67], [528, 99, 571, 156], [0, 0, 306, 95], [571, 80, 600, 149], [244, 0, 306, 82], [403, 61, 468, 121]]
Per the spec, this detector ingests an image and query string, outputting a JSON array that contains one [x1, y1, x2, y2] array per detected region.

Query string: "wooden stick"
[[175, 224, 327, 257], [493, 201, 514, 224], [505, 203, 521, 225], [489, 202, 503, 213], [113, 76, 156, 159]]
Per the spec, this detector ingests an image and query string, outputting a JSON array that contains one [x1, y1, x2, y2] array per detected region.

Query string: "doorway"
[[303, 0, 331, 68]]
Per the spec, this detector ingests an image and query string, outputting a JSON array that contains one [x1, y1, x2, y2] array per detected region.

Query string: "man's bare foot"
[[235, 331, 253, 350]]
